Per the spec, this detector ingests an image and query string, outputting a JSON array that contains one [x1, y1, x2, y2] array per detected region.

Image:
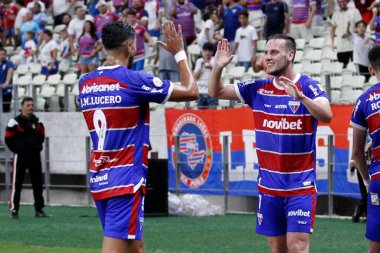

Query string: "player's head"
[[102, 21, 136, 68], [368, 45, 380, 76], [265, 34, 296, 76]]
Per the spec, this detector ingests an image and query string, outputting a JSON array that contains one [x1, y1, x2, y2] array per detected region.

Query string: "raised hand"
[[214, 39, 234, 69], [156, 20, 184, 55], [278, 76, 305, 100]]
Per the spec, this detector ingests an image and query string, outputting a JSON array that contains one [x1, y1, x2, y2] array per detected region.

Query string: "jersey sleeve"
[[234, 79, 260, 107], [302, 79, 328, 101], [350, 95, 367, 131], [126, 71, 173, 104]]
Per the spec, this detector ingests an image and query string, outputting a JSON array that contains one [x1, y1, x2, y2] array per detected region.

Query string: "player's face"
[[356, 23, 366, 35], [264, 39, 293, 76]]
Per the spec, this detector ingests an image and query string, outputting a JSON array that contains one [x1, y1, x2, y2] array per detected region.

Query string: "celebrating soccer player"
[[208, 35, 332, 253], [78, 20, 198, 253], [351, 45, 380, 253]]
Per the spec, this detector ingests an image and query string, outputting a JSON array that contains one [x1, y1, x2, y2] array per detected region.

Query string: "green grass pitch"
[[0, 204, 368, 253]]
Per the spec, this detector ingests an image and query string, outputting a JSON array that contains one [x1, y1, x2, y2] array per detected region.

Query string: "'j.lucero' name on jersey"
[[234, 74, 329, 197], [350, 83, 380, 181], [78, 65, 173, 200]]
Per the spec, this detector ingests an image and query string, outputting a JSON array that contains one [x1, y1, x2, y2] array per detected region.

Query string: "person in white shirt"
[[197, 7, 220, 49], [52, 0, 70, 26], [38, 29, 59, 76], [26, 0, 45, 12], [194, 42, 218, 109], [58, 28, 72, 68], [144, 0, 165, 37], [67, 5, 94, 55], [14, 0, 28, 46], [233, 10, 258, 71], [345, 20, 374, 81], [18, 31, 36, 64], [330, 0, 362, 68]]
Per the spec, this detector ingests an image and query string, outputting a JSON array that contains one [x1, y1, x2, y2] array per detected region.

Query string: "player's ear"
[[288, 50, 295, 62], [368, 66, 376, 76], [125, 39, 135, 57]]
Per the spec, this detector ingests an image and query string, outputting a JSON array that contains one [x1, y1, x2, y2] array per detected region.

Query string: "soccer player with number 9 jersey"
[[78, 21, 198, 253]]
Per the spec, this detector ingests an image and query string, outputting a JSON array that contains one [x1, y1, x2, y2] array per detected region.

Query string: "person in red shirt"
[[3, 0, 19, 46]]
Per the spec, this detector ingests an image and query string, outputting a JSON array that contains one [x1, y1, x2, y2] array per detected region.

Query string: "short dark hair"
[[203, 42, 214, 51], [238, 10, 249, 18], [355, 20, 367, 28], [0, 48, 7, 54], [16, 0, 24, 5], [368, 45, 380, 71], [43, 29, 53, 37], [267, 34, 297, 61], [26, 30, 35, 37], [102, 21, 135, 50], [21, 96, 33, 106]]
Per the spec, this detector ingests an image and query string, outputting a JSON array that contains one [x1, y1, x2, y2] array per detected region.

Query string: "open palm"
[[214, 39, 234, 69]]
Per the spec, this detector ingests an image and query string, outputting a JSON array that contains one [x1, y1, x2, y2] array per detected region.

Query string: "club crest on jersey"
[[170, 113, 213, 188], [289, 100, 300, 113], [257, 213, 263, 225]]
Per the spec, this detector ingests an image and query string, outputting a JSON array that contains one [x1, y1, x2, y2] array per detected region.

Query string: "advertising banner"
[[165, 105, 360, 197]]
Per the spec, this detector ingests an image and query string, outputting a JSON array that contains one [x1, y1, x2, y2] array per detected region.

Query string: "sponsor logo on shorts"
[[257, 213, 263, 225], [297, 221, 307, 225], [288, 209, 310, 217], [139, 217, 144, 231], [370, 192, 379, 206]]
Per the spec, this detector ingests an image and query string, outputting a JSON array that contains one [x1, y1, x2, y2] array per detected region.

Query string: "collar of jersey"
[[272, 73, 301, 90], [97, 65, 121, 70]]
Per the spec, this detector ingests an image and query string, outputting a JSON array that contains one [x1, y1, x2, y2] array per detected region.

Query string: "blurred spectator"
[[126, 9, 154, 70], [26, 0, 45, 12], [312, 0, 323, 27], [58, 28, 72, 68], [223, 0, 244, 46], [88, 0, 101, 16], [289, 0, 316, 41], [3, 0, 19, 47], [78, 20, 102, 74], [369, 4, 380, 44], [68, 5, 94, 55], [94, 0, 119, 38], [20, 10, 39, 48], [154, 33, 180, 82], [346, 20, 373, 81], [62, 13, 72, 27], [0, 48, 14, 112], [32, 2, 48, 30], [128, 0, 149, 27], [353, 0, 374, 24], [144, 0, 164, 37], [264, 0, 288, 39], [198, 7, 220, 48], [52, 0, 70, 26], [246, 0, 265, 31], [39, 29, 58, 76], [331, 0, 361, 68], [18, 31, 36, 64], [14, 0, 27, 47], [328, 0, 356, 18], [194, 42, 218, 109], [233, 10, 258, 71], [169, 0, 198, 46], [113, 0, 127, 13]]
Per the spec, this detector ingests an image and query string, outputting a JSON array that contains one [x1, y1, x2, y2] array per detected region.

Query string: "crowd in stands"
[[0, 0, 378, 111]]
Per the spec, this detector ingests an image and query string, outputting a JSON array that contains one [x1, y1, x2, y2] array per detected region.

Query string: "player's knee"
[[287, 238, 309, 253], [127, 239, 144, 253]]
